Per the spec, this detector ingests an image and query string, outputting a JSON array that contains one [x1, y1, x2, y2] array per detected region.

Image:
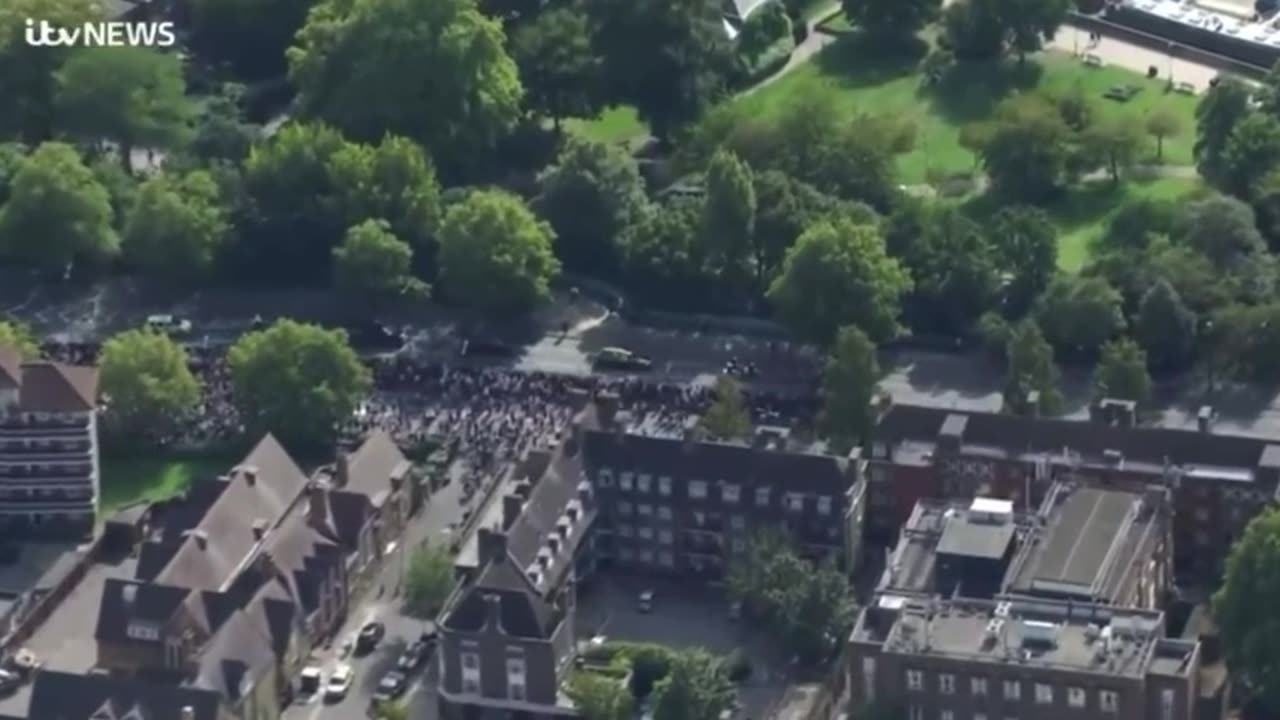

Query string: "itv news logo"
[[24, 19, 177, 48]]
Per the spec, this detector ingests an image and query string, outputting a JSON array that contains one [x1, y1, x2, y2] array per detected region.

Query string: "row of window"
[[460, 652, 528, 702], [904, 671, 1118, 711], [612, 527, 749, 552], [596, 470, 834, 513]]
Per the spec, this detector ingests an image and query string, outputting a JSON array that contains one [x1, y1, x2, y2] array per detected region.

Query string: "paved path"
[[1051, 24, 1225, 91]]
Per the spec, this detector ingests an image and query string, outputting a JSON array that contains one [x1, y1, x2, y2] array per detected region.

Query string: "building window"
[[637, 503, 653, 517], [940, 712, 954, 720], [618, 524, 634, 537], [755, 487, 770, 507], [638, 526, 654, 540], [462, 652, 481, 694], [1161, 689, 1174, 720], [905, 670, 923, 691], [659, 529, 673, 545], [462, 653, 479, 669], [659, 476, 672, 496], [939, 674, 955, 695], [510, 683, 525, 701], [618, 548, 634, 561], [971, 677, 987, 696], [639, 549, 654, 563], [638, 474, 652, 493], [658, 506, 672, 521], [731, 514, 745, 530], [722, 484, 740, 503], [617, 501, 633, 516], [658, 551, 673, 566], [786, 493, 804, 512], [907, 706, 924, 720], [126, 622, 160, 641], [1035, 684, 1053, 705], [1064, 681, 1085, 707], [597, 469, 614, 487], [974, 715, 987, 720], [817, 496, 832, 515], [1003, 680, 1020, 701], [861, 657, 876, 703], [1099, 690, 1118, 713], [620, 473, 634, 491], [690, 481, 708, 499]]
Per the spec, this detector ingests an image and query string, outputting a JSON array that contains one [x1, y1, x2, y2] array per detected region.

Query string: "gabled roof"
[[155, 435, 309, 590], [18, 361, 98, 412], [95, 579, 189, 645], [28, 670, 220, 720], [193, 610, 276, 703], [340, 430, 410, 501]]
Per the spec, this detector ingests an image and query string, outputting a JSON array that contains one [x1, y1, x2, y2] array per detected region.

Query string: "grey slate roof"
[[340, 430, 409, 502], [27, 670, 221, 720], [95, 579, 189, 644], [193, 609, 276, 703]]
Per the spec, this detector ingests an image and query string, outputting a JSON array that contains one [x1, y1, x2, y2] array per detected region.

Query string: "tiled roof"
[[340, 430, 409, 502], [95, 579, 189, 645], [27, 670, 220, 720], [193, 610, 276, 703], [17, 361, 98, 412], [507, 441, 592, 576]]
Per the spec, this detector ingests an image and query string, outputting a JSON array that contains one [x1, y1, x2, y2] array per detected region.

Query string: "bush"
[[628, 645, 677, 698], [726, 650, 753, 682], [741, 35, 796, 85]]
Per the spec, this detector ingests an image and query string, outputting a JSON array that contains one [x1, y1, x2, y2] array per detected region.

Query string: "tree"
[[751, 171, 873, 292], [700, 149, 757, 300], [1195, 77, 1252, 182], [1093, 338, 1152, 406], [767, 220, 911, 345], [842, 0, 941, 39], [652, 649, 735, 720], [568, 672, 635, 720], [0, 320, 39, 358], [1213, 506, 1280, 715], [700, 376, 752, 440], [618, 200, 712, 310], [188, 0, 318, 80], [820, 326, 880, 450], [941, 0, 1068, 62], [1220, 112, 1280, 199], [0, 142, 118, 275], [999, 0, 1071, 62], [512, 6, 604, 127], [1135, 279, 1197, 371], [437, 190, 560, 315], [329, 135, 443, 256], [974, 95, 1073, 201], [989, 206, 1056, 313], [227, 320, 372, 450], [99, 330, 201, 443], [535, 137, 647, 277], [123, 171, 230, 285], [1177, 194, 1266, 269], [191, 84, 256, 163], [1146, 108, 1184, 162], [1081, 115, 1145, 184], [55, 48, 194, 171], [0, 0, 100, 142], [1003, 319, 1061, 415], [289, 0, 522, 178], [896, 206, 1001, 335], [1212, 303, 1280, 384], [405, 544, 455, 617], [374, 702, 410, 720], [589, 0, 735, 140], [1034, 275, 1125, 355], [333, 220, 423, 307]]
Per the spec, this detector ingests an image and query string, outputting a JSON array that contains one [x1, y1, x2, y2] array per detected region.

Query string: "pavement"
[[1051, 24, 1225, 91]]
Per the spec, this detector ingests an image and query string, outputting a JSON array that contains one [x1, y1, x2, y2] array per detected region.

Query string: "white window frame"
[[1068, 687, 1086, 708], [1003, 680, 1021, 701], [658, 476, 672, 496], [689, 480, 708, 499], [817, 496, 833, 515], [1100, 690, 1119, 713], [637, 474, 652, 493], [755, 487, 770, 507], [722, 484, 740, 503], [906, 669, 923, 691], [619, 472, 634, 491], [939, 673, 955, 695], [971, 676, 988, 696], [1035, 683, 1053, 705]]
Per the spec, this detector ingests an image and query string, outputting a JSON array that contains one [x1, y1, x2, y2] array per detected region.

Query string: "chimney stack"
[[181, 707, 195, 720], [307, 484, 329, 529], [252, 518, 268, 540], [336, 453, 351, 488], [477, 528, 508, 565], [502, 494, 523, 530], [193, 530, 208, 550], [1197, 405, 1215, 433]]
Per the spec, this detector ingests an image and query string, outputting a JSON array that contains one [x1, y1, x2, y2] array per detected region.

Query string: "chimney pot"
[[252, 518, 268, 540], [193, 530, 208, 550]]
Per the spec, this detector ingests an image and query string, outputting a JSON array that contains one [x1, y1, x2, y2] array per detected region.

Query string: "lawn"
[[730, 34, 1202, 184], [565, 106, 647, 146], [100, 453, 232, 516]]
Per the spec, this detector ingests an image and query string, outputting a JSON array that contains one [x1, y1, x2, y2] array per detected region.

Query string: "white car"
[[324, 664, 354, 701], [144, 314, 192, 336]]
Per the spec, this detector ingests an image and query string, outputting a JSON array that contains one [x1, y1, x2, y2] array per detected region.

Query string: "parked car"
[[372, 670, 408, 703], [344, 322, 406, 353], [397, 640, 428, 672], [356, 621, 386, 653], [324, 664, 354, 702], [637, 589, 655, 613], [420, 622, 438, 645], [593, 346, 653, 371], [144, 314, 192, 336], [298, 666, 323, 699]]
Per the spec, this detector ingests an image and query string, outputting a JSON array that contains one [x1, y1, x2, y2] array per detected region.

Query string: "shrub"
[[726, 649, 753, 682]]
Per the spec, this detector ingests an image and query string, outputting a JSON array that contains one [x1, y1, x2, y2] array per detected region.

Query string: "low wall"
[[1074, 11, 1272, 77]]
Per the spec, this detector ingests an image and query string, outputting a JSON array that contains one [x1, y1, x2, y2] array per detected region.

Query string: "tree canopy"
[[512, 5, 604, 126], [1003, 319, 1062, 415], [405, 544, 455, 617], [844, 0, 941, 39], [1092, 338, 1152, 406], [0, 320, 39, 358], [227, 320, 371, 451], [700, 376, 752, 440], [188, 0, 319, 79], [99, 330, 201, 443], [820, 325, 880, 451], [332, 219, 424, 308], [1034, 275, 1126, 356], [1214, 507, 1280, 715], [123, 171, 230, 285], [652, 649, 736, 720]]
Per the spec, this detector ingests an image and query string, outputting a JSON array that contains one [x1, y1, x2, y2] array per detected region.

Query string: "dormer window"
[[126, 622, 160, 641]]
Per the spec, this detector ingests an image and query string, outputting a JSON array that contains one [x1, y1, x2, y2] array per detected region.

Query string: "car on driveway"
[[324, 664, 354, 702], [593, 346, 653, 371], [372, 670, 408, 703], [356, 621, 385, 654]]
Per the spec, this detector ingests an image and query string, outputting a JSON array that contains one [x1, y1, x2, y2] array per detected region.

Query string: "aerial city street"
[[2, 0, 1280, 719]]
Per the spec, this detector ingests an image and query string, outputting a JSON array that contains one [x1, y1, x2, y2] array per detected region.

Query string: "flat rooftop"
[[866, 596, 1178, 678]]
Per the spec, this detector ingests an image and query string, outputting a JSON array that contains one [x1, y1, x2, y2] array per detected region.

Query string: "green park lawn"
[[100, 453, 232, 517], [565, 106, 647, 146]]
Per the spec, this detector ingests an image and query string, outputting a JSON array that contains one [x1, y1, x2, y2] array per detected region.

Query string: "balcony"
[[0, 465, 94, 479], [0, 416, 90, 431]]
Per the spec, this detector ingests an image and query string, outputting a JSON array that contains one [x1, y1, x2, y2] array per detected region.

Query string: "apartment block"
[[868, 403, 1280, 579], [0, 347, 100, 540], [849, 595, 1201, 720]]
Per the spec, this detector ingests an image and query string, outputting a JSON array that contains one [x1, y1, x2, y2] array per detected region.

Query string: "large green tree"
[[405, 544, 455, 617], [512, 6, 604, 127], [227, 320, 372, 450], [55, 48, 194, 171], [973, 94, 1073, 201], [0, 142, 118, 275], [1219, 112, 1280, 198], [843, 0, 941, 39], [589, 0, 734, 140], [751, 171, 874, 291], [989, 205, 1057, 313], [99, 330, 201, 443], [1146, 107, 1184, 162], [1213, 507, 1280, 715], [437, 190, 560, 315], [1195, 77, 1253, 183], [289, 0, 523, 178], [1081, 115, 1146, 184], [1135, 279, 1197, 371], [1034, 275, 1126, 355], [618, 200, 712, 310], [767, 219, 911, 345], [333, 220, 424, 308], [1003, 319, 1061, 415], [700, 376, 752, 440], [942, 0, 1069, 61], [896, 205, 1001, 336], [1092, 338, 1152, 406], [0, 0, 99, 142], [652, 650, 735, 720], [700, 149, 757, 300], [535, 137, 647, 277], [123, 171, 230, 285], [568, 672, 633, 720], [0, 320, 39, 358], [820, 325, 880, 450], [189, 0, 318, 79], [1177, 194, 1266, 269]]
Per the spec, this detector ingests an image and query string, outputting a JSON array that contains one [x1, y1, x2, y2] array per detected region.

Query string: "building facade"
[[0, 348, 100, 540]]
